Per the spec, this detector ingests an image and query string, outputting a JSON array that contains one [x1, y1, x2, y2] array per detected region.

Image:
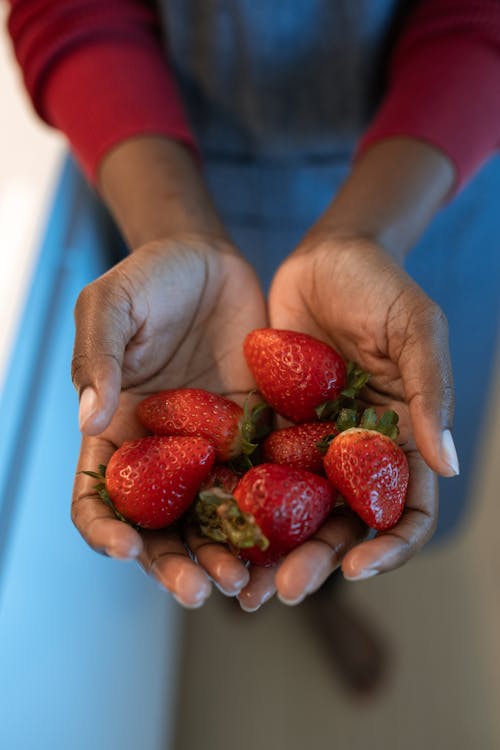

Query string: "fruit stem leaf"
[[240, 393, 272, 455], [195, 487, 269, 551], [359, 408, 400, 441], [375, 409, 400, 441], [316, 433, 338, 454], [336, 408, 359, 432], [342, 361, 371, 399], [316, 362, 370, 421], [77, 466, 131, 525]]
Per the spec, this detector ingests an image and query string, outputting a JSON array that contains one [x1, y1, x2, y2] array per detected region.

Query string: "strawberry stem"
[[78, 465, 131, 525], [195, 487, 269, 551], [315, 432, 338, 455], [343, 407, 400, 441], [316, 361, 370, 421], [239, 394, 271, 457]]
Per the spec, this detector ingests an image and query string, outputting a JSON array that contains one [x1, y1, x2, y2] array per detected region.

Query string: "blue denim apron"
[[159, 1, 500, 542]]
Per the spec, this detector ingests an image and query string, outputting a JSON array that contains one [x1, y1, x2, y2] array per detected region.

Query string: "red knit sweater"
[[6, 0, 500, 191]]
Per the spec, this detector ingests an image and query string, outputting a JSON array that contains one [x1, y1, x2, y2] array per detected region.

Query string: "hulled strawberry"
[[243, 328, 347, 423], [82, 435, 215, 529], [323, 409, 409, 531], [262, 421, 338, 474], [137, 388, 268, 462], [195, 463, 336, 566]]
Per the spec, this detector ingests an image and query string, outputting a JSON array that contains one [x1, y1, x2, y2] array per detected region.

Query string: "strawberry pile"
[[82, 329, 409, 567]]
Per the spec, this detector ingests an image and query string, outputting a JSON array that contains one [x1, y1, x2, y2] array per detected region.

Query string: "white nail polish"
[[238, 602, 261, 613], [79, 387, 98, 430], [441, 430, 460, 476], [173, 593, 207, 610], [343, 568, 379, 582], [277, 592, 305, 607]]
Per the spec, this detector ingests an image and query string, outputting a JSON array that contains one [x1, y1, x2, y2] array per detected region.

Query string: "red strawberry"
[[201, 464, 240, 494], [195, 463, 336, 566], [83, 435, 215, 529], [323, 410, 409, 530], [243, 329, 347, 423], [262, 421, 338, 474], [137, 388, 266, 462]]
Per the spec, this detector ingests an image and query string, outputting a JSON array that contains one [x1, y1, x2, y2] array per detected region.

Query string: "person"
[[6, 0, 500, 619]]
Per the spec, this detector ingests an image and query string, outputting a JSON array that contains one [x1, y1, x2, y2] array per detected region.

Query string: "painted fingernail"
[[79, 387, 98, 430], [126, 541, 143, 559], [173, 591, 208, 610], [238, 601, 261, 613], [343, 568, 379, 582], [214, 581, 243, 597], [440, 430, 460, 476], [277, 592, 305, 607]]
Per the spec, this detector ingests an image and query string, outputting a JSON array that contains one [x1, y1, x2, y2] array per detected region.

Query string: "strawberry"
[[323, 409, 409, 531], [82, 435, 215, 529], [195, 463, 336, 565], [243, 328, 347, 423], [137, 388, 268, 462], [201, 464, 240, 494], [262, 421, 338, 474]]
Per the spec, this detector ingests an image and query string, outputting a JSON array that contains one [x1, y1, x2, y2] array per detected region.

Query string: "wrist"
[[97, 136, 228, 249], [311, 138, 455, 264]]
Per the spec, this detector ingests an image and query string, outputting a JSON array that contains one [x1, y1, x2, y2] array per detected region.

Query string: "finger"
[[393, 293, 458, 477], [139, 529, 212, 609], [341, 451, 437, 580], [276, 507, 368, 605], [237, 565, 277, 613], [184, 525, 250, 596], [72, 280, 131, 435], [73, 436, 143, 559]]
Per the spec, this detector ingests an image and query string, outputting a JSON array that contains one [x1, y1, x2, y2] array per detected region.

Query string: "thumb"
[[71, 281, 129, 435], [393, 293, 458, 477]]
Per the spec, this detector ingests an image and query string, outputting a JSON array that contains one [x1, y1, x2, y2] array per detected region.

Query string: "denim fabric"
[[160, 0, 401, 158], [158, 1, 500, 542]]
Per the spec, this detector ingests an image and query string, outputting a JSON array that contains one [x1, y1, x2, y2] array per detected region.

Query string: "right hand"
[[72, 237, 269, 607]]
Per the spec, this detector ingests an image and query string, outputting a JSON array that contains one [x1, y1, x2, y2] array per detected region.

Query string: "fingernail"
[[277, 592, 305, 607], [218, 578, 249, 597], [440, 430, 460, 476], [343, 568, 379, 582], [126, 541, 143, 560], [238, 601, 261, 613], [79, 387, 98, 430], [173, 592, 208, 610]]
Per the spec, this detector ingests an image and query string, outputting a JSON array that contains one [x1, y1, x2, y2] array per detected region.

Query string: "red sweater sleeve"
[[357, 0, 500, 194], [6, 0, 197, 183]]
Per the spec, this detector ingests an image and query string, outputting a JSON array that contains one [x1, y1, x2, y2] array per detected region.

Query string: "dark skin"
[[73, 135, 458, 610]]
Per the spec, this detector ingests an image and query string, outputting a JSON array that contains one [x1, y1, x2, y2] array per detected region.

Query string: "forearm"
[[313, 138, 455, 263], [98, 136, 228, 249]]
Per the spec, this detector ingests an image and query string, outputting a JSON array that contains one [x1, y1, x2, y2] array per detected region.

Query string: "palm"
[[73, 240, 268, 606], [267, 237, 440, 594], [95, 241, 266, 445]]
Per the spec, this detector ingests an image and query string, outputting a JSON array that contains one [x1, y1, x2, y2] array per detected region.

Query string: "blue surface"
[[0, 159, 179, 750]]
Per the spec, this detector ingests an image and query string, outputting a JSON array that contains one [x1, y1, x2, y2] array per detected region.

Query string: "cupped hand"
[[267, 233, 458, 601], [72, 237, 269, 607]]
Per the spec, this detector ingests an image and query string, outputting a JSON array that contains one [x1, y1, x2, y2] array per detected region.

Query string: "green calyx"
[[195, 487, 269, 551], [315, 361, 370, 421], [315, 433, 338, 455], [362, 407, 400, 441], [335, 406, 400, 441], [78, 464, 130, 524], [237, 393, 271, 463]]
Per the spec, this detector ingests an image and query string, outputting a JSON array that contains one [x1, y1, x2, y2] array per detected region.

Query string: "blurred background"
[[1, 7, 500, 748]]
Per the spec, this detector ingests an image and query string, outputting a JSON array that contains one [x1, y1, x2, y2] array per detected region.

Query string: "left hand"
[[264, 231, 456, 604]]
